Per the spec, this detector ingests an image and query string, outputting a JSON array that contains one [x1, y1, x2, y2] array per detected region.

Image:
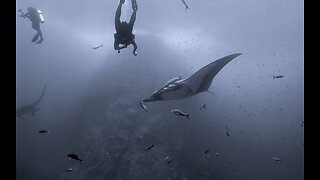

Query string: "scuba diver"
[[18, 7, 44, 44], [114, 0, 138, 56]]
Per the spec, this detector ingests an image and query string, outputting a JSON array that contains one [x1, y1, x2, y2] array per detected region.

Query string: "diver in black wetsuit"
[[19, 7, 44, 44], [114, 0, 138, 56]]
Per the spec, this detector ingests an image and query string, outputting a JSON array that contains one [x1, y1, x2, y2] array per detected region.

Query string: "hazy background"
[[16, 0, 304, 179]]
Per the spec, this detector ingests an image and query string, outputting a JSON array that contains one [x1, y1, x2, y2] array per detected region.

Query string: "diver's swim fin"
[[32, 34, 40, 42], [36, 38, 44, 44]]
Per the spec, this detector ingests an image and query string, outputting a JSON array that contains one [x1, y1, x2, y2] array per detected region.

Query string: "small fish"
[[164, 156, 169, 160], [139, 102, 149, 112], [92, 44, 103, 49], [137, 135, 144, 141], [215, 153, 219, 157], [236, 85, 240, 88], [300, 121, 304, 126], [273, 75, 284, 79], [67, 154, 83, 163], [167, 160, 172, 165], [226, 131, 230, 137], [66, 168, 73, 172], [144, 144, 154, 151], [204, 149, 210, 154], [272, 157, 282, 161], [172, 109, 189, 119], [200, 104, 207, 110], [202, 104, 207, 110], [38, 130, 49, 133]]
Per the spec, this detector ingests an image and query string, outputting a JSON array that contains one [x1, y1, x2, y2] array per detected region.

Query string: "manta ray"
[[16, 84, 47, 119], [143, 53, 242, 102]]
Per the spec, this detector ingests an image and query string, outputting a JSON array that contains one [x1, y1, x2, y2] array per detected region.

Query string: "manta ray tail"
[[33, 84, 47, 105]]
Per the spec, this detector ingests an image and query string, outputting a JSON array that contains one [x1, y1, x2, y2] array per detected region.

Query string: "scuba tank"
[[36, 9, 45, 23]]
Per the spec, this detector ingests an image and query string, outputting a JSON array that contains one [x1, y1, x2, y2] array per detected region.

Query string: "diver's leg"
[[31, 22, 40, 42], [128, 11, 137, 32], [132, 40, 137, 56], [128, 0, 137, 31], [32, 32, 40, 42], [131, 0, 138, 11], [115, 0, 125, 32], [36, 31, 44, 44]]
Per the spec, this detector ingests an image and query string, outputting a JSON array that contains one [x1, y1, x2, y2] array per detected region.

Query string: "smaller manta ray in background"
[[143, 53, 242, 102], [92, 44, 103, 49], [16, 84, 47, 119]]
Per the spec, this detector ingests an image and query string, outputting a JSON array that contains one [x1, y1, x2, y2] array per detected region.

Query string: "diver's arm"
[[131, 0, 138, 11], [119, 45, 127, 49], [128, 10, 137, 31], [132, 41, 137, 56], [20, 12, 30, 18], [129, 0, 138, 31], [114, 41, 127, 54]]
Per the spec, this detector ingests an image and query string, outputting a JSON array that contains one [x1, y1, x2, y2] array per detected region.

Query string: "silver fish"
[[93, 44, 103, 49], [272, 157, 282, 161]]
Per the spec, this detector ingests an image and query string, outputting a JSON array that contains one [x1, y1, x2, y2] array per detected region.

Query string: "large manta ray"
[[16, 84, 47, 119], [143, 53, 242, 102]]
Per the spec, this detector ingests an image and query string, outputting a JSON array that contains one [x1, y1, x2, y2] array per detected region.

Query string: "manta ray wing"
[[181, 53, 242, 94]]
